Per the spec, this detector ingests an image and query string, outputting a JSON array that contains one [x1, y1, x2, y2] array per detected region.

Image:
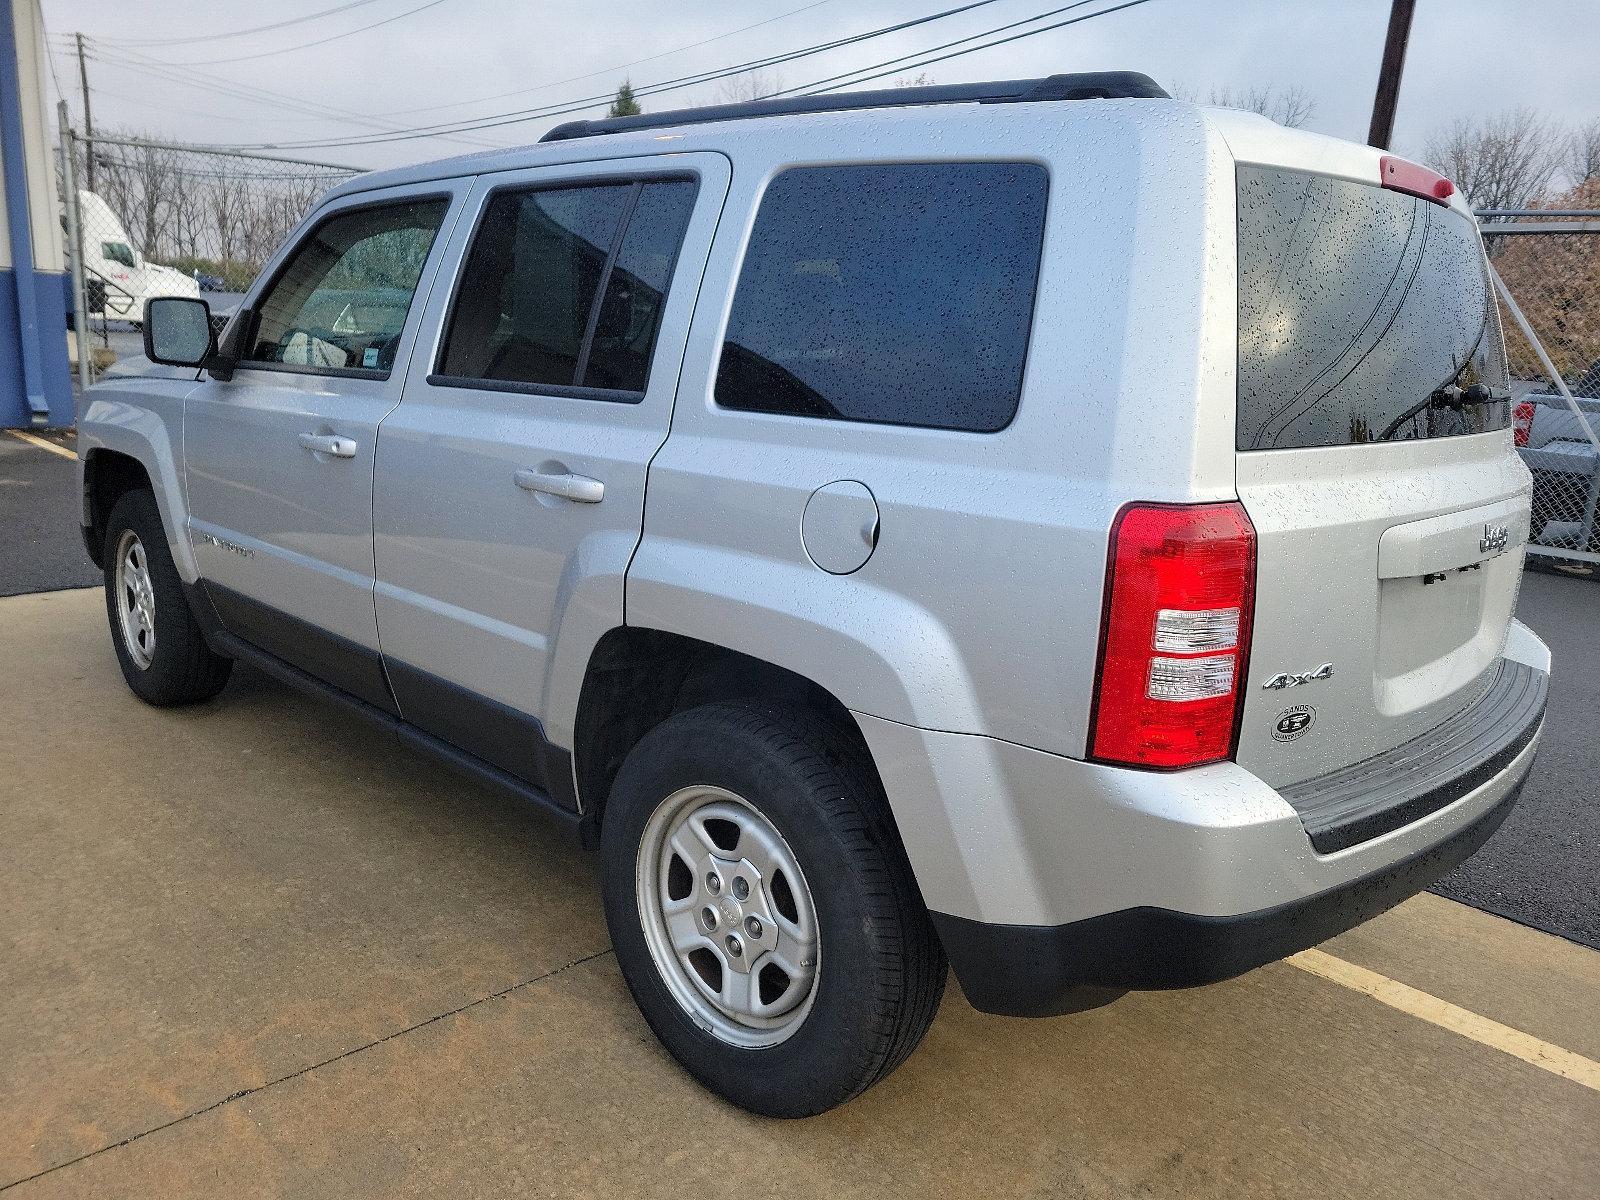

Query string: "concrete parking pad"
[[0, 589, 607, 1182], [3, 588, 1598, 1198]]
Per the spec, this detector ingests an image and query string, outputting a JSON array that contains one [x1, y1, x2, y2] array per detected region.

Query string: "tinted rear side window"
[[716, 163, 1048, 432], [437, 178, 697, 395], [439, 184, 632, 388], [1236, 165, 1509, 450], [584, 180, 698, 392]]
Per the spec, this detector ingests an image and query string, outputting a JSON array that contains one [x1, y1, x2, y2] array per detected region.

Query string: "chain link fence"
[[60, 130, 361, 387], [1482, 210, 1600, 567]]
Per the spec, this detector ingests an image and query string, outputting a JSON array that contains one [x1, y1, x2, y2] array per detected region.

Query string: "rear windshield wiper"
[[1375, 383, 1502, 442]]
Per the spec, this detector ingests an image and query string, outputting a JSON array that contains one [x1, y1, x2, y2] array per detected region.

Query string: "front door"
[[373, 154, 729, 796], [183, 187, 459, 708]]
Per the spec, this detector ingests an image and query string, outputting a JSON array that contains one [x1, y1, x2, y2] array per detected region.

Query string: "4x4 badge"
[[1262, 662, 1333, 690]]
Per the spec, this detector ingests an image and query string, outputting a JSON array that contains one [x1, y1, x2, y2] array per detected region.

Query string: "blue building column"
[[0, 0, 72, 428]]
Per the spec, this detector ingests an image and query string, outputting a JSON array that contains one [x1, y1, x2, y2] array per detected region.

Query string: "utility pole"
[[1367, 0, 1416, 150], [74, 32, 94, 189]]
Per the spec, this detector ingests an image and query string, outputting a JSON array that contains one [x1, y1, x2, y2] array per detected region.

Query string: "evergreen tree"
[[607, 81, 642, 118]]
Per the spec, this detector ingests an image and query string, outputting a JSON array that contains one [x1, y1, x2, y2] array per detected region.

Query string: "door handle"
[[514, 468, 604, 504], [298, 433, 357, 459]]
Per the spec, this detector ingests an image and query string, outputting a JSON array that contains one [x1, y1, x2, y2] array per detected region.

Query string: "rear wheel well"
[[573, 629, 877, 829], [83, 450, 154, 568]]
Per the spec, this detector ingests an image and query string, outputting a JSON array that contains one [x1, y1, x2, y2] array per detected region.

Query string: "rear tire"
[[601, 701, 946, 1117], [103, 488, 233, 706]]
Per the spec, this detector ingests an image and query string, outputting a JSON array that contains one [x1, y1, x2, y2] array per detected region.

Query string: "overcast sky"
[[41, 0, 1600, 174]]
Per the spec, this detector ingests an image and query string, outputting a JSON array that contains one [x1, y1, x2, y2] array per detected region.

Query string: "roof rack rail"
[[539, 72, 1168, 143]]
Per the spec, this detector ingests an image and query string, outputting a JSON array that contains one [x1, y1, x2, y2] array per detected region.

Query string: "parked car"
[[193, 270, 226, 292], [1514, 383, 1600, 559], [73, 190, 201, 326], [76, 74, 1550, 1117]]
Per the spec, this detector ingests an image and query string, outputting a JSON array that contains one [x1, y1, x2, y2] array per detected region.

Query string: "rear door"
[[1230, 160, 1528, 787], [372, 154, 728, 790]]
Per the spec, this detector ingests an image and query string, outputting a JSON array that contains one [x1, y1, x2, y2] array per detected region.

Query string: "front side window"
[[247, 198, 447, 374], [436, 178, 697, 395], [101, 241, 137, 268], [715, 162, 1049, 432]]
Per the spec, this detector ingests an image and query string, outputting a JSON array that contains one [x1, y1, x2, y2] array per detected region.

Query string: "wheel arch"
[[572, 627, 881, 830], [79, 387, 197, 580], [82, 448, 156, 569]]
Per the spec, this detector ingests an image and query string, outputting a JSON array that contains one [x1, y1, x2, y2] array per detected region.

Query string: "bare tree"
[[132, 142, 180, 259], [71, 127, 356, 290], [207, 172, 249, 282], [894, 72, 935, 88], [1568, 117, 1600, 187], [1174, 83, 1317, 129], [169, 178, 206, 261], [715, 69, 784, 105], [85, 133, 183, 261], [1423, 107, 1564, 211]]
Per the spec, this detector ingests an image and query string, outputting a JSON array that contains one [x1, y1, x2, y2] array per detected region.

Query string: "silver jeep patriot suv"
[[79, 74, 1550, 1116]]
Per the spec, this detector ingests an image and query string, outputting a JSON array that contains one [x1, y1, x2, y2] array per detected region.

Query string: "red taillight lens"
[[1513, 400, 1535, 448], [1090, 502, 1256, 770], [1379, 155, 1455, 206]]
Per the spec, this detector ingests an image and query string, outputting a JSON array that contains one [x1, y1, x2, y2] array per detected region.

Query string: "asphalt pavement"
[[0, 429, 98, 596], [1435, 567, 1600, 948]]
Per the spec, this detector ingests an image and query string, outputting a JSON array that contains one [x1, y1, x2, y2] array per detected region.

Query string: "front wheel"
[[601, 702, 946, 1117], [103, 488, 233, 705]]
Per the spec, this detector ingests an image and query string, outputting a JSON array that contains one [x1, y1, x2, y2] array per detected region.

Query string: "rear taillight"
[[1090, 502, 1256, 770], [1513, 400, 1535, 448], [1379, 155, 1455, 206]]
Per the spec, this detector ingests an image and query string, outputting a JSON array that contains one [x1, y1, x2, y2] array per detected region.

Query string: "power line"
[[767, 0, 1107, 97], [84, 0, 1166, 157], [225, 0, 1161, 153], [793, 0, 1162, 96], [48, 0, 832, 148], [114, 0, 450, 67], [63, 82, 348, 126], [83, 0, 396, 47], [385, 0, 840, 118], [196, 0, 1019, 150], [34, 0, 66, 106], [78, 50, 403, 130], [71, 39, 501, 153]]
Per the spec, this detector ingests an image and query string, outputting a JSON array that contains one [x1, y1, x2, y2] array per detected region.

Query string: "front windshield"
[[101, 241, 138, 269]]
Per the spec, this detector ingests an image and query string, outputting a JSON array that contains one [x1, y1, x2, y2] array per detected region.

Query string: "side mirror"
[[143, 297, 215, 368]]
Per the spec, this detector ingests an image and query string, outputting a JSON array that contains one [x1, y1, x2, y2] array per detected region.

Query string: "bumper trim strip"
[[1283, 659, 1547, 853]]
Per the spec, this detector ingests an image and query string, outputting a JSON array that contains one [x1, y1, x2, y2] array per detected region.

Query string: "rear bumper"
[[856, 623, 1549, 1018], [931, 769, 1527, 1015]]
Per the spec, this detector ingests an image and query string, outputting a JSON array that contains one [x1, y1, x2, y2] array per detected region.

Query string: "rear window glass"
[[1236, 165, 1509, 450], [715, 162, 1048, 433]]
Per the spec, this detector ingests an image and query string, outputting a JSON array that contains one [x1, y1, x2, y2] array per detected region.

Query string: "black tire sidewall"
[[601, 704, 921, 1117], [102, 488, 217, 703]]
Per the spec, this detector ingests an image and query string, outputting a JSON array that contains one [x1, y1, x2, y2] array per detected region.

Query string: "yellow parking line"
[[1289, 948, 1600, 1093], [5, 429, 76, 460]]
